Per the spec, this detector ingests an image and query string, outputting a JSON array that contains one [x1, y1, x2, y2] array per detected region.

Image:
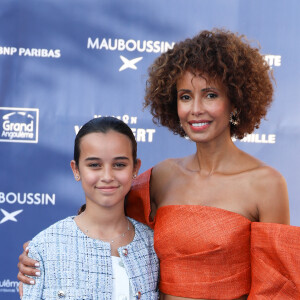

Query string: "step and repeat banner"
[[0, 0, 300, 298]]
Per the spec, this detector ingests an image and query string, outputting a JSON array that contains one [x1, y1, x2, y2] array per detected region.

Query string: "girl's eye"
[[89, 163, 100, 168], [114, 163, 127, 168], [206, 92, 218, 99]]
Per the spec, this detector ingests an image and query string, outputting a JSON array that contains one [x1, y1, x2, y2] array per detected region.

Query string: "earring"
[[133, 174, 137, 179], [75, 175, 80, 181], [229, 110, 239, 126]]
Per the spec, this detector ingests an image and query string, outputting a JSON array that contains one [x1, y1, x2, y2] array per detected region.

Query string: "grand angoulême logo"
[[0, 107, 39, 143]]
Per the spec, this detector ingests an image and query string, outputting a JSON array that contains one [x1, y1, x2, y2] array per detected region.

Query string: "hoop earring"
[[229, 110, 240, 126]]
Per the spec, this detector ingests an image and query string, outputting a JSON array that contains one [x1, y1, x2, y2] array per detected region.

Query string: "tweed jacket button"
[[122, 248, 128, 256], [135, 291, 141, 299], [58, 290, 65, 297]]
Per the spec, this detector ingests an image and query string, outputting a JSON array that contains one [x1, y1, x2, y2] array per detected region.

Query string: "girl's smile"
[[71, 130, 140, 210]]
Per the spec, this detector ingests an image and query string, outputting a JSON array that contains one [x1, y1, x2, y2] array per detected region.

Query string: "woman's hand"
[[17, 241, 40, 298]]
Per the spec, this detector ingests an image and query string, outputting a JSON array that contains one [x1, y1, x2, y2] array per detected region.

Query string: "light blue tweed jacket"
[[22, 216, 159, 300]]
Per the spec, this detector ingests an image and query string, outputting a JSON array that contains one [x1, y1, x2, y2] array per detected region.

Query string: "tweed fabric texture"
[[22, 216, 159, 300], [127, 168, 300, 299]]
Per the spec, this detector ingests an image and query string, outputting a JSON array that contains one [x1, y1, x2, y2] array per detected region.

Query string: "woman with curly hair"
[[18, 29, 300, 299], [126, 29, 300, 299]]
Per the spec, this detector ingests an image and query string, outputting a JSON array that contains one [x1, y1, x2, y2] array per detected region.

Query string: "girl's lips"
[[96, 186, 119, 193]]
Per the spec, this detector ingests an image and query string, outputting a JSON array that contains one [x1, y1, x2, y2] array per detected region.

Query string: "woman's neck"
[[194, 136, 239, 176]]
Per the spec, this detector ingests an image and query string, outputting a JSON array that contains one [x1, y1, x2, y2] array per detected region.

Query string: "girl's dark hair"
[[75, 116, 137, 215]]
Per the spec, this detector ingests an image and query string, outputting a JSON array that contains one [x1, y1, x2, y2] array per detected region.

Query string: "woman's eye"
[[207, 93, 218, 99], [179, 94, 191, 101]]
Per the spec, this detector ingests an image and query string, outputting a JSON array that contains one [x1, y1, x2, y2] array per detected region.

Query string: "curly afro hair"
[[144, 28, 274, 139]]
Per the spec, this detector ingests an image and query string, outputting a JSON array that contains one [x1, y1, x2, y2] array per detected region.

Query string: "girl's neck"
[[74, 203, 129, 240]]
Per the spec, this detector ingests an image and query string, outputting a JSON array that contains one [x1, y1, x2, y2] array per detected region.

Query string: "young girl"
[[22, 116, 159, 300]]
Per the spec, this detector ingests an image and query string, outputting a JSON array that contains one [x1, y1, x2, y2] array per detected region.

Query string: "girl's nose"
[[101, 167, 114, 182]]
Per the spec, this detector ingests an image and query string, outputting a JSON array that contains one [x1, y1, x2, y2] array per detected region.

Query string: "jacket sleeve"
[[249, 222, 300, 299], [126, 168, 155, 229], [22, 240, 45, 300]]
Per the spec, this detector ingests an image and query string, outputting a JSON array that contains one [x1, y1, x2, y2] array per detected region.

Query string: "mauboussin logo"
[[0, 107, 39, 143]]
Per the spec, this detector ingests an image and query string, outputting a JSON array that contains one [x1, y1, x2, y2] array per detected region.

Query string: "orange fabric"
[[155, 205, 251, 299], [126, 168, 154, 228], [126, 169, 300, 299], [248, 222, 300, 299]]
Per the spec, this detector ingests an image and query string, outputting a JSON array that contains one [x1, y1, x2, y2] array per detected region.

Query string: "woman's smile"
[[188, 120, 211, 131], [177, 70, 233, 144]]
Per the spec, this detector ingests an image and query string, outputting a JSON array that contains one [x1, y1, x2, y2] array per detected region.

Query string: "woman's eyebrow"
[[201, 87, 219, 92], [177, 87, 219, 93], [177, 88, 191, 93]]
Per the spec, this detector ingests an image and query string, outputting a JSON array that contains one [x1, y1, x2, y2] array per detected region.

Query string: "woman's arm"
[[21, 241, 44, 300], [17, 241, 41, 297], [256, 166, 290, 224]]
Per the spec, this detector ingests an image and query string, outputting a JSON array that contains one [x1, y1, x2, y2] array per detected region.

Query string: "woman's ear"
[[70, 160, 80, 181]]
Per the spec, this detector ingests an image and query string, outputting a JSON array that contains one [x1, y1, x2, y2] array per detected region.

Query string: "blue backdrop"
[[1, 0, 300, 298]]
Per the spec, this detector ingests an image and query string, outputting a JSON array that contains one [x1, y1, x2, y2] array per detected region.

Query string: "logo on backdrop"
[[0, 46, 61, 58], [263, 55, 281, 68], [74, 114, 156, 143], [87, 37, 282, 72], [119, 55, 143, 72], [0, 192, 56, 206], [232, 133, 276, 144], [0, 193, 56, 226], [0, 208, 23, 224], [87, 37, 175, 71], [0, 107, 39, 143], [0, 279, 19, 294]]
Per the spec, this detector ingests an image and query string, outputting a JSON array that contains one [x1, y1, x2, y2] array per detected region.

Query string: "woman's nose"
[[191, 98, 204, 116]]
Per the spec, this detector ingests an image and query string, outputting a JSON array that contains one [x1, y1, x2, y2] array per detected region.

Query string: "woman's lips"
[[188, 120, 211, 131]]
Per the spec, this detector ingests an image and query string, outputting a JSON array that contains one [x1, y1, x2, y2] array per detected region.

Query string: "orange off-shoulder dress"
[[127, 169, 300, 299]]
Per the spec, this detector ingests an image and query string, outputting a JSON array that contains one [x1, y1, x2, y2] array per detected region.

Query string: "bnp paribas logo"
[[0, 107, 39, 143]]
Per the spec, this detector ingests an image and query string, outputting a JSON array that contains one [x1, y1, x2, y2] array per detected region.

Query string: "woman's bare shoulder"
[[151, 158, 180, 183], [248, 164, 290, 224], [150, 157, 188, 197]]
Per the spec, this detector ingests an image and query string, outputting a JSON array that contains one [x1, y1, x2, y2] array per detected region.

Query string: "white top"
[[111, 256, 133, 300]]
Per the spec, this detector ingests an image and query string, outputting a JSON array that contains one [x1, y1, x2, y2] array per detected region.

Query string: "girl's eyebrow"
[[113, 157, 129, 161], [84, 156, 130, 161], [85, 157, 100, 161]]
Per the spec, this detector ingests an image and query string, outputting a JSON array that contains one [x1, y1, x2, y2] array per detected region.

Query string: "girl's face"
[[177, 70, 233, 144], [71, 130, 140, 210]]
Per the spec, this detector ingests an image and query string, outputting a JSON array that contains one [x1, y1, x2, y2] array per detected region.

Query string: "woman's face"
[[71, 130, 140, 210], [177, 70, 233, 144]]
